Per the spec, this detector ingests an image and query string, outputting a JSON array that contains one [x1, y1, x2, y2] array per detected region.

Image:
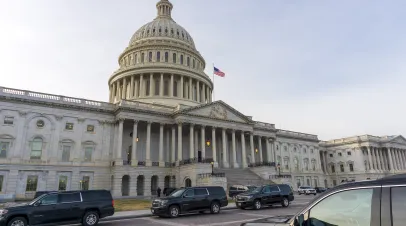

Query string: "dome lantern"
[[156, 0, 173, 19]]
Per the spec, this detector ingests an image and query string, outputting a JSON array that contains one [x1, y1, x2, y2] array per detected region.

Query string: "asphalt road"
[[94, 195, 317, 226]]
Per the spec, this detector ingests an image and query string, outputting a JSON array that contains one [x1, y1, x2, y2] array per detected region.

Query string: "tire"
[[313, 193, 317, 196], [281, 197, 289, 207], [253, 199, 261, 210], [7, 217, 27, 226], [82, 211, 99, 226], [298, 192, 301, 195], [169, 205, 180, 218], [210, 201, 220, 214]]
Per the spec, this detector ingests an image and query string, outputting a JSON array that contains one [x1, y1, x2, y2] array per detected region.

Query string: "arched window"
[[283, 157, 289, 170], [148, 52, 153, 62], [156, 51, 160, 62], [294, 157, 299, 170], [180, 55, 184, 65], [141, 53, 145, 63], [31, 138, 43, 160], [173, 81, 178, 97], [187, 57, 190, 66], [173, 53, 177, 63], [165, 52, 169, 62]]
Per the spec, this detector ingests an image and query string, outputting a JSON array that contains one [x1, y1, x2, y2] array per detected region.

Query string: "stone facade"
[[0, 0, 405, 199]]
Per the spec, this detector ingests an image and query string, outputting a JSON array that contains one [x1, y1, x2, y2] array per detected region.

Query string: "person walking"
[[157, 187, 161, 197]]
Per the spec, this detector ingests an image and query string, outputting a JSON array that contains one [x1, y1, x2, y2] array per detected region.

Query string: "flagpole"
[[212, 63, 215, 101]]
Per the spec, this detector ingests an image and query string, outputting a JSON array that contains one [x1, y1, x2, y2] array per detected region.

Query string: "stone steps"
[[215, 168, 275, 189]]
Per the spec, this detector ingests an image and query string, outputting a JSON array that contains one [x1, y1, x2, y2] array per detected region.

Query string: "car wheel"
[[253, 199, 261, 210], [314, 193, 317, 196], [281, 197, 289, 207], [169, 205, 180, 218], [210, 201, 220, 214], [298, 192, 301, 195], [82, 211, 99, 226], [7, 217, 27, 226]]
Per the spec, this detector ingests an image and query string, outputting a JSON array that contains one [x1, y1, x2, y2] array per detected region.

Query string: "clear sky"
[[1, 0, 405, 140]]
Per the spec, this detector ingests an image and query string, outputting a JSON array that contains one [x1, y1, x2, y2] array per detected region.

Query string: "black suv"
[[0, 190, 114, 226], [242, 174, 406, 226], [151, 186, 228, 218], [235, 184, 294, 210]]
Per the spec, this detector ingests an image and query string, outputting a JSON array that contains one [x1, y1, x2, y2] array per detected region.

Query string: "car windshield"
[[247, 186, 257, 191], [301, 186, 311, 189], [169, 189, 185, 197], [29, 194, 46, 205]]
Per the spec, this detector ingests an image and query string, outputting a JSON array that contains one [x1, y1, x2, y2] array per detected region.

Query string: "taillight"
[[112, 200, 115, 207]]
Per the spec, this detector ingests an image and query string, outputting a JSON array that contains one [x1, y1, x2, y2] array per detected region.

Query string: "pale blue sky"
[[1, 0, 405, 140]]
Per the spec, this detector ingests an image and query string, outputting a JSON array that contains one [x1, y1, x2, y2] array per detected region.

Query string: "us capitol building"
[[1, 0, 406, 199]]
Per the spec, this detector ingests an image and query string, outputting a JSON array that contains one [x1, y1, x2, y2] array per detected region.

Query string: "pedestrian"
[[157, 187, 161, 197]]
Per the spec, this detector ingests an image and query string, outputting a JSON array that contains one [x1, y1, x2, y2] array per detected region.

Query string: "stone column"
[[221, 128, 229, 168], [177, 123, 183, 163], [159, 123, 164, 166], [266, 138, 271, 162], [373, 148, 379, 171], [231, 129, 238, 168], [393, 149, 399, 171], [166, 128, 170, 162], [130, 75, 134, 98], [116, 80, 121, 100], [202, 84, 206, 103], [250, 133, 255, 164], [258, 136, 263, 163], [197, 81, 200, 102], [122, 78, 127, 99], [116, 119, 124, 165], [212, 127, 217, 164], [388, 147, 394, 172], [401, 150, 406, 170], [149, 73, 154, 96], [139, 74, 144, 97], [201, 126, 206, 159], [171, 126, 176, 163], [367, 147, 373, 171], [382, 149, 388, 171], [189, 124, 194, 159], [170, 74, 174, 97], [189, 78, 193, 100], [241, 132, 247, 168], [146, 121, 152, 166], [131, 120, 138, 166], [111, 83, 115, 102], [159, 73, 164, 96], [180, 76, 184, 98]]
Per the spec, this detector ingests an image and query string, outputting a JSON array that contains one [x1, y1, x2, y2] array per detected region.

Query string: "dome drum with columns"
[[108, 0, 212, 107]]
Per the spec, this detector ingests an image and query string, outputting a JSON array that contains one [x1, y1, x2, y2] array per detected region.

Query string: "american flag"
[[213, 66, 225, 77]]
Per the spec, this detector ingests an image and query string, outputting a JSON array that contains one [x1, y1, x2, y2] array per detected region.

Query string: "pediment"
[[389, 135, 406, 144], [176, 101, 251, 123]]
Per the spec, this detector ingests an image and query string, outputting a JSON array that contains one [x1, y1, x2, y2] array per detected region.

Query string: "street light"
[[206, 139, 211, 147], [210, 162, 214, 175]]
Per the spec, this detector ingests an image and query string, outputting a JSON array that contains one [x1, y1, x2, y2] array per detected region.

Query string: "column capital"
[[146, 121, 153, 125], [133, 119, 139, 124], [117, 118, 125, 122], [200, 125, 206, 129], [160, 123, 165, 127], [190, 123, 195, 127]]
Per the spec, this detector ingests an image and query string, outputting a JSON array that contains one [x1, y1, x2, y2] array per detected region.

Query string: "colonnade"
[[109, 73, 212, 104], [114, 119, 275, 168]]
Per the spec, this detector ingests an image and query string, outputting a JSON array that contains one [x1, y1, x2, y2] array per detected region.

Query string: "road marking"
[[146, 217, 190, 226], [239, 212, 270, 217], [195, 217, 268, 226]]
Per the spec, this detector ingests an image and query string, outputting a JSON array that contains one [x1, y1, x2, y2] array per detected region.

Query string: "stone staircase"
[[215, 168, 275, 189]]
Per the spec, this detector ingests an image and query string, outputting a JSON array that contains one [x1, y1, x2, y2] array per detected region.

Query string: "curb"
[[100, 206, 238, 222]]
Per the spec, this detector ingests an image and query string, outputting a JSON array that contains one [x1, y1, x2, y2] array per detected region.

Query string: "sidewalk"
[[101, 205, 238, 221]]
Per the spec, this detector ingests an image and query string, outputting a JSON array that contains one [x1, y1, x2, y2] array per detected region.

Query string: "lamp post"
[[211, 162, 214, 175], [277, 163, 281, 176]]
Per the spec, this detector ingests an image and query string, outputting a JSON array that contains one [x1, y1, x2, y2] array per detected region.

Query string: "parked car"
[[150, 186, 228, 218], [241, 174, 406, 225], [297, 186, 317, 195], [314, 187, 327, 193], [235, 184, 294, 210], [229, 185, 257, 198], [0, 190, 114, 226]]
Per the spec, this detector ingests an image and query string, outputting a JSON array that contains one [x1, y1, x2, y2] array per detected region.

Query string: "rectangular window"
[[58, 176, 68, 191], [86, 125, 94, 133], [65, 123, 74, 130], [349, 163, 354, 172], [148, 52, 152, 62], [331, 165, 335, 173], [3, 116, 14, 125], [141, 53, 145, 63], [329, 154, 333, 157], [173, 53, 176, 63], [165, 52, 169, 62], [347, 151, 351, 155], [62, 145, 71, 162], [0, 175, 3, 191], [0, 142, 9, 158], [84, 147, 93, 162], [156, 51, 160, 62], [340, 164, 344, 172], [30, 139, 43, 160], [338, 153, 342, 156], [26, 175, 38, 192], [81, 176, 90, 190]]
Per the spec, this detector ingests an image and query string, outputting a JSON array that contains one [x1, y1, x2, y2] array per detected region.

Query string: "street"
[[95, 195, 316, 226]]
